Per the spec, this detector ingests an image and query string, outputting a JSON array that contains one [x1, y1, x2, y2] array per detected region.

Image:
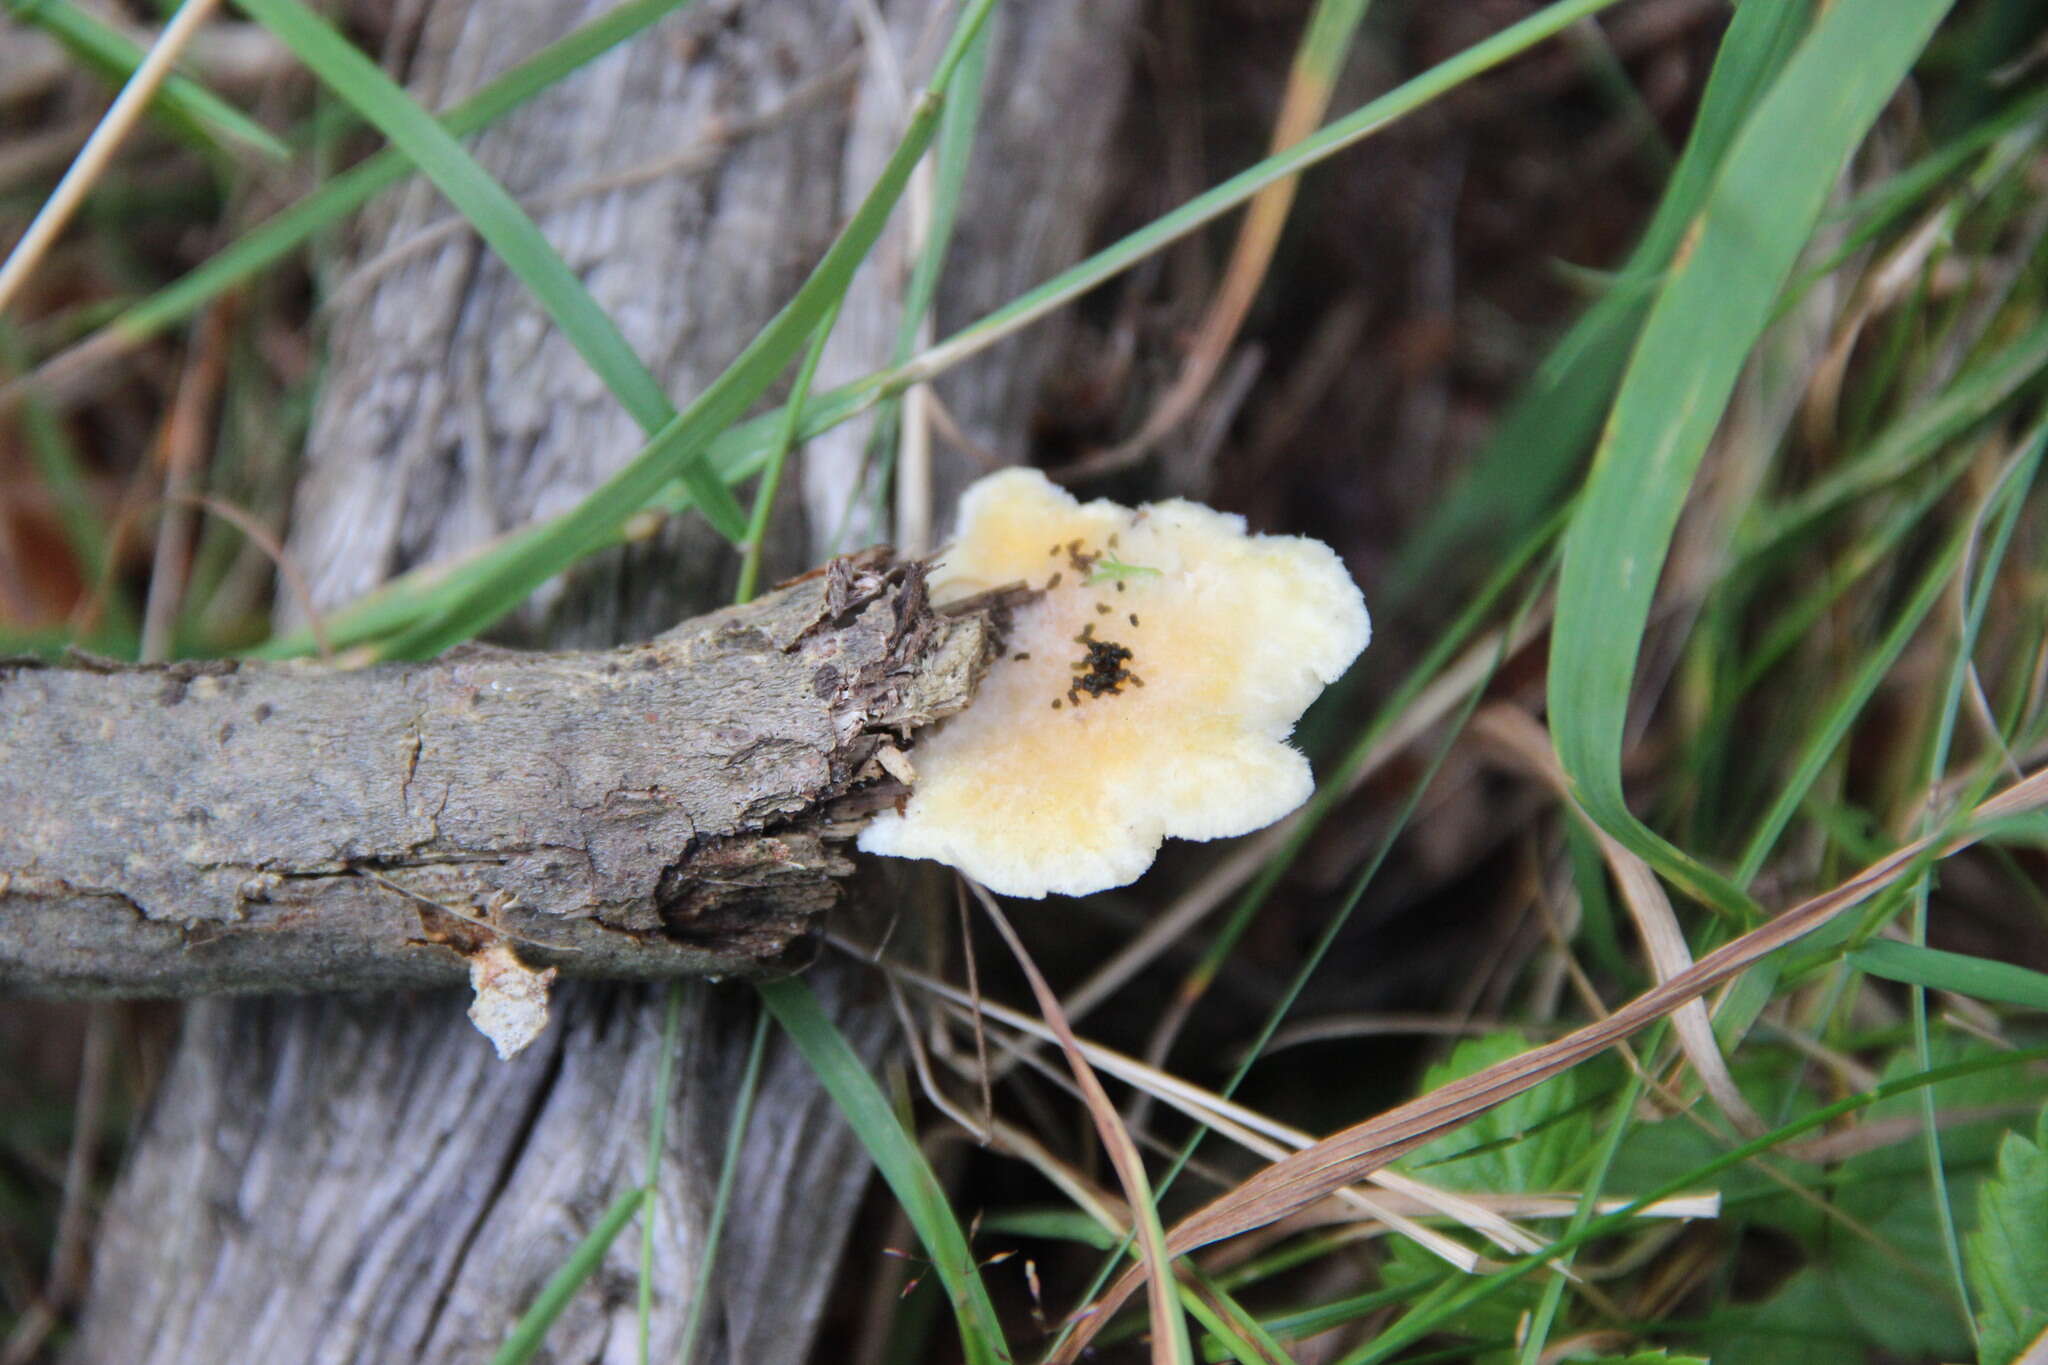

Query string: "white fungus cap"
[[857, 468, 1370, 898]]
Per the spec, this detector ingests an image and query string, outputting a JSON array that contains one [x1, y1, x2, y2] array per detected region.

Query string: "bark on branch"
[[2, 552, 995, 996]]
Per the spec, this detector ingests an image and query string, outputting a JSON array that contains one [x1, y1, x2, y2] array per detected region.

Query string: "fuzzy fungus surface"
[[857, 468, 1369, 898]]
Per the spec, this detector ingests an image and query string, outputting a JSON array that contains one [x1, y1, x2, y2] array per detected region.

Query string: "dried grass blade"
[[874, 941, 1527, 1268], [969, 882, 1192, 1365]]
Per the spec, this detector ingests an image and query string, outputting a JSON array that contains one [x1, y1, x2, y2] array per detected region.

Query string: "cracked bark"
[[2, 555, 993, 996], [64, 1, 1134, 1361]]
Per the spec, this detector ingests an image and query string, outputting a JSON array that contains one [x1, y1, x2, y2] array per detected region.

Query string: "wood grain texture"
[[68, 0, 1134, 1360], [3, 556, 989, 995]]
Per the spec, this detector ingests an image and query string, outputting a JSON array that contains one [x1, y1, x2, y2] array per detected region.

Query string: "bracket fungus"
[[857, 468, 1369, 898]]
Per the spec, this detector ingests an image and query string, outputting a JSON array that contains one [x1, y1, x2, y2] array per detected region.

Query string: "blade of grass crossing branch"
[[1386, 0, 1813, 601], [369, 0, 1001, 659], [12, 0, 1601, 435], [736, 297, 842, 605], [755, 977, 1009, 1365], [230, 0, 749, 540], [3, 0, 290, 161], [1547, 0, 1956, 918]]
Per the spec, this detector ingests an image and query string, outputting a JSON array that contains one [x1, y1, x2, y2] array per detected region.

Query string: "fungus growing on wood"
[[857, 468, 1369, 898]]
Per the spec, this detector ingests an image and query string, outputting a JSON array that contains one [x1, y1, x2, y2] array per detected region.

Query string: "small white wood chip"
[[465, 942, 558, 1060]]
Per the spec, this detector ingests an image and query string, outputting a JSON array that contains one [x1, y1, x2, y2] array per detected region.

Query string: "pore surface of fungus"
[[857, 468, 1369, 898]]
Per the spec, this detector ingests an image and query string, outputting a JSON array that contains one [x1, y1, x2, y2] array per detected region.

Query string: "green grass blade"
[[230, 0, 747, 540], [1801, 84, 2048, 293], [848, 7, 994, 542], [0, 325, 134, 638], [1753, 313, 2048, 555], [1547, 0, 1957, 918], [1730, 521, 1972, 885], [1907, 426, 2048, 1347], [1852, 942, 2048, 1017], [901, 13, 991, 352], [909, 0, 1627, 391], [4, 0, 290, 161], [734, 297, 841, 605], [755, 977, 1009, 1365], [1165, 505, 1566, 1021], [1178, 1265, 1293, 1365], [489, 1184, 647, 1365]]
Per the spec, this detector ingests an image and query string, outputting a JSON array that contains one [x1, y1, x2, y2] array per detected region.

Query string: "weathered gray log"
[[2, 554, 989, 996], [68, 1, 1135, 1362]]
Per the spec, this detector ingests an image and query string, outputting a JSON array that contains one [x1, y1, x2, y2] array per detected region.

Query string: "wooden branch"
[[1, 553, 994, 996]]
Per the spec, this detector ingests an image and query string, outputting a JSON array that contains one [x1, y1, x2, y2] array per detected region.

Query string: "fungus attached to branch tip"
[[857, 467, 1370, 899]]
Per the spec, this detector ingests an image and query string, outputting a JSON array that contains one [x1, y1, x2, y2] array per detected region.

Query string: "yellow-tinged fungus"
[[857, 468, 1369, 898]]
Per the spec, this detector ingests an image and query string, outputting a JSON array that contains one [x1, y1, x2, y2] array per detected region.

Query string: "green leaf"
[[231, 0, 749, 540], [1399, 1032, 1591, 1195], [1699, 1270, 1864, 1365], [1547, 0, 1957, 916], [1964, 1109, 2048, 1365], [674, 1008, 772, 1365], [1823, 1040, 2038, 1360]]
